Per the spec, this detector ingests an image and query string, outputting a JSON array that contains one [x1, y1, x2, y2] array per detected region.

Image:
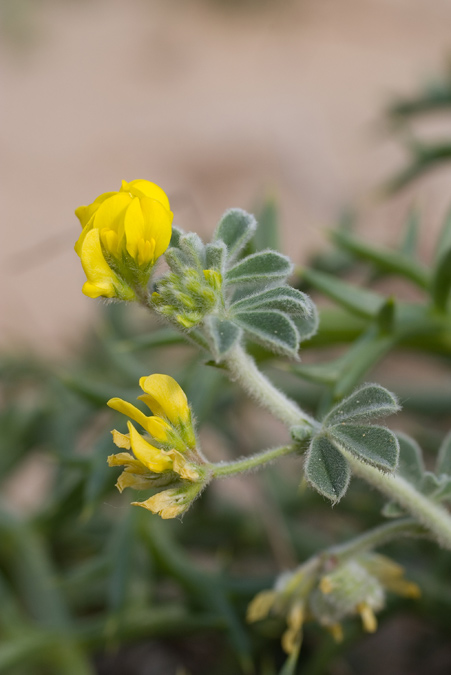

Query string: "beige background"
[[2, 0, 451, 356]]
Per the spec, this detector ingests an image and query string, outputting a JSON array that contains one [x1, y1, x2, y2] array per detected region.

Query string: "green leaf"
[[377, 297, 396, 335], [226, 251, 292, 285], [328, 424, 399, 471], [300, 267, 385, 319], [205, 317, 242, 359], [331, 229, 430, 289], [400, 208, 420, 257], [230, 286, 313, 316], [437, 431, 451, 476], [323, 383, 400, 426], [432, 247, 451, 311], [382, 501, 406, 518], [253, 196, 279, 252], [205, 241, 227, 272], [396, 432, 424, 487], [305, 435, 351, 503], [234, 310, 300, 356], [169, 226, 184, 249], [179, 233, 206, 268], [213, 208, 257, 261]]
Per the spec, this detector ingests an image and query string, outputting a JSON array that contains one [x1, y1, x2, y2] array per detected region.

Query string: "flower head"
[[75, 180, 173, 299], [107, 374, 207, 518], [248, 552, 420, 655]]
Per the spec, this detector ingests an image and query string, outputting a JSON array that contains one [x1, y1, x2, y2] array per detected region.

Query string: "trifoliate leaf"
[[205, 317, 242, 359], [305, 435, 351, 503], [323, 384, 400, 427], [213, 209, 257, 261], [226, 251, 292, 286], [328, 424, 399, 472], [437, 431, 451, 477], [396, 432, 424, 487], [234, 310, 300, 356]]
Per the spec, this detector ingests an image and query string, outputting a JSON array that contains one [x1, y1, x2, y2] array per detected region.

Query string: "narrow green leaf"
[[205, 317, 242, 359], [432, 247, 451, 311], [396, 432, 425, 487], [400, 208, 420, 257], [226, 251, 292, 285], [234, 310, 300, 356], [305, 435, 351, 503], [328, 424, 399, 471], [331, 229, 430, 289], [323, 383, 400, 426], [253, 196, 279, 252], [437, 431, 451, 476], [435, 205, 451, 260], [213, 208, 257, 261], [299, 267, 385, 318], [377, 297, 396, 335]]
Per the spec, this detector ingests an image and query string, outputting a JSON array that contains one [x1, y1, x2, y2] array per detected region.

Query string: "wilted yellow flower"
[[107, 373, 207, 518], [248, 552, 420, 655], [74, 179, 173, 299]]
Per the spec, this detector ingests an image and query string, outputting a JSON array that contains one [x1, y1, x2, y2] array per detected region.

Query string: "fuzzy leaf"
[[169, 226, 184, 249], [437, 431, 451, 476], [253, 197, 279, 252], [213, 209, 257, 261], [323, 383, 400, 426], [179, 233, 206, 268], [396, 432, 424, 487], [230, 286, 313, 316], [234, 310, 300, 356], [226, 251, 292, 285], [205, 241, 227, 272], [305, 435, 351, 503], [328, 424, 399, 471], [292, 304, 319, 342], [205, 317, 242, 359]]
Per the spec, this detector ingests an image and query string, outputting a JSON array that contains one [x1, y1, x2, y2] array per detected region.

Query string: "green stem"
[[328, 518, 426, 561], [341, 449, 451, 550], [225, 343, 318, 429], [211, 445, 297, 478]]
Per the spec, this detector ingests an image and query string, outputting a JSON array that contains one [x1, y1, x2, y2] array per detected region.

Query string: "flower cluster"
[[247, 553, 420, 653], [107, 374, 208, 519], [74, 179, 173, 300]]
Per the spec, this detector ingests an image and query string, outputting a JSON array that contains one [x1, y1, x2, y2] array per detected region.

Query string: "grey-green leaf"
[[323, 383, 400, 426], [231, 286, 314, 316], [305, 435, 351, 503], [226, 251, 292, 285], [205, 317, 242, 359], [205, 241, 227, 273], [213, 209, 257, 261], [328, 424, 399, 471], [179, 233, 206, 268], [437, 431, 451, 477], [292, 303, 319, 342], [234, 310, 300, 356], [396, 432, 424, 487]]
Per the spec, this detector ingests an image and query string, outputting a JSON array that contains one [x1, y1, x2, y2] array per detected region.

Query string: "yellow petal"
[[116, 471, 156, 493], [91, 192, 131, 243], [145, 416, 173, 443], [357, 602, 377, 633], [128, 422, 173, 473], [111, 429, 131, 449], [107, 452, 147, 474], [121, 179, 171, 211], [123, 198, 145, 260], [132, 488, 186, 519], [79, 228, 120, 299], [107, 397, 151, 431], [75, 191, 117, 228], [138, 374, 190, 426], [139, 197, 173, 259], [246, 590, 278, 623]]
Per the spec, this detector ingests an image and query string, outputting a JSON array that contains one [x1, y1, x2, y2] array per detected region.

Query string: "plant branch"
[[211, 445, 298, 478], [225, 343, 318, 429]]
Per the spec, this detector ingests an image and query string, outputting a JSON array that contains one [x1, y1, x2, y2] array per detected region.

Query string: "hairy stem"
[[211, 445, 297, 478], [225, 343, 318, 429], [328, 518, 427, 561], [341, 449, 451, 550]]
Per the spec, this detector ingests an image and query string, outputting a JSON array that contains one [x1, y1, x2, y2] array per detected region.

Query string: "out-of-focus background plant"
[[2, 1, 451, 674]]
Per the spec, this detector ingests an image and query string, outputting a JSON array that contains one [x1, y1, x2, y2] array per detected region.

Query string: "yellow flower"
[[107, 373, 207, 518], [74, 180, 173, 299]]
